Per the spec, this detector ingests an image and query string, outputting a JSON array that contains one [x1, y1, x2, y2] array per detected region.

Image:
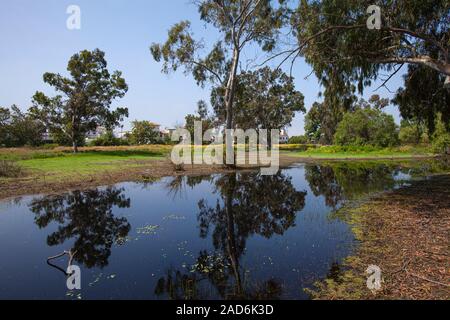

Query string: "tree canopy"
[[0, 105, 45, 147], [290, 0, 449, 94], [150, 0, 290, 163], [334, 102, 398, 147], [212, 67, 305, 132], [128, 121, 161, 145], [29, 49, 128, 152], [393, 65, 450, 135]]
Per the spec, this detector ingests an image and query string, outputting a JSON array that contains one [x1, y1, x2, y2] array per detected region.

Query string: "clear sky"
[[0, 0, 404, 135]]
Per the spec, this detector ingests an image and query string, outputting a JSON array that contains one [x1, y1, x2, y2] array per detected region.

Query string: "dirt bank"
[[310, 174, 450, 300], [0, 155, 302, 201]]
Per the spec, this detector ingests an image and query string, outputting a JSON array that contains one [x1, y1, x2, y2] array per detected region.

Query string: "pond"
[[0, 160, 447, 300]]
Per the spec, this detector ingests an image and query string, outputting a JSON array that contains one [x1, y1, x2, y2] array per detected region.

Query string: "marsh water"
[[0, 160, 447, 300]]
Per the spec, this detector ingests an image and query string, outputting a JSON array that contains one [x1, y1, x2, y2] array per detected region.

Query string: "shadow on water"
[[1, 159, 445, 299], [155, 172, 307, 300], [305, 159, 450, 208], [29, 187, 131, 268], [305, 162, 401, 208]]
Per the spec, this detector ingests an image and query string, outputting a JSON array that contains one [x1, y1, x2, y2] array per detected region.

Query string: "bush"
[[288, 135, 309, 144], [432, 133, 450, 154], [432, 113, 450, 154], [334, 108, 399, 148], [399, 125, 420, 145], [89, 131, 129, 146], [0, 160, 23, 178], [40, 143, 59, 150]]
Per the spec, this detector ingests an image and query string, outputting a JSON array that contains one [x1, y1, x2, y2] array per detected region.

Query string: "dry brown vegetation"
[[311, 175, 450, 300]]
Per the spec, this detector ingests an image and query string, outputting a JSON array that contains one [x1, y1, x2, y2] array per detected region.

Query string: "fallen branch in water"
[[47, 250, 78, 276]]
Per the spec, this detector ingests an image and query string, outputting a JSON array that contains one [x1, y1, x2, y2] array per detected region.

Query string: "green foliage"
[[288, 135, 309, 145], [293, 0, 449, 93], [398, 120, 427, 145], [213, 67, 305, 131], [294, 1, 449, 148], [89, 131, 128, 147], [29, 49, 128, 152], [151, 1, 290, 131], [184, 100, 215, 143], [305, 95, 389, 145], [128, 121, 161, 145], [334, 108, 399, 148], [0, 105, 45, 147], [51, 129, 85, 147], [304, 101, 343, 145], [432, 114, 450, 154], [393, 65, 450, 136]]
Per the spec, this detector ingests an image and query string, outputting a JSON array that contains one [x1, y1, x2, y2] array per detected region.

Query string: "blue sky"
[[0, 0, 404, 135]]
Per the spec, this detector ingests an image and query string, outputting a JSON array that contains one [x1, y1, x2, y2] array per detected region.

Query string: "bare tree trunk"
[[71, 116, 78, 153], [72, 141, 78, 153], [224, 49, 240, 166]]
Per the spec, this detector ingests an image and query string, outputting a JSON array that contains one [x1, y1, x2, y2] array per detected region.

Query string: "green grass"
[[283, 144, 435, 159], [1, 148, 166, 182], [0, 144, 438, 183], [20, 152, 160, 173]]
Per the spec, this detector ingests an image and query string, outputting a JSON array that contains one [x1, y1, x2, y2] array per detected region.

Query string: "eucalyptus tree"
[[289, 0, 450, 92], [393, 65, 450, 135], [30, 49, 129, 153], [150, 0, 289, 159], [0, 105, 45, 147], [212, 67, 305, 136]]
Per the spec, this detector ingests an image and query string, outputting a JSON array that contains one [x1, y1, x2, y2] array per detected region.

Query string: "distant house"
[[85, 126, 107, 141], [42, 129, 54, 143], [280, 129, 289, 144], [160, 127, 176, 140], [115, 130, 131, 140]]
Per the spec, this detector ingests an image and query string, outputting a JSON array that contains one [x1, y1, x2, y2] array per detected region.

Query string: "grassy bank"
[[0, 146, 170, 181], [0, 144, 441, 200], [308, 175, 450, 300], [282, 144, 435, 159]]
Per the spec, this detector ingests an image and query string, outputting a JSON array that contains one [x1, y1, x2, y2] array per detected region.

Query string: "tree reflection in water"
[[156, 172, 307, 300], [29, 187, 131, 268], [305, 162, 403, 208]]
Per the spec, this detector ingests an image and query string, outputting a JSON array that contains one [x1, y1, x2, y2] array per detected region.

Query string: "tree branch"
[[188, 60, 223, 83]]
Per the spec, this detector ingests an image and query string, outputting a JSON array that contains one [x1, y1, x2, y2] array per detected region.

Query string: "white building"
[[85, 126, 107, 141], [280, 129, 289, 144]]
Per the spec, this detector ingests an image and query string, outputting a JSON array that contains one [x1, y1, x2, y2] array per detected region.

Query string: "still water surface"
[[0, 161, 445, 299]]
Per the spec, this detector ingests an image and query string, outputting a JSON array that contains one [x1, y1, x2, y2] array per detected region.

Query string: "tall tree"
[[128, 121, 161, 145], [289, 0, 450, 92], [212, 67, 305, 134], [393, 65, 450, 135], [304, 101, 337, 145], [150, 0, 288, 161], [185, 100, 215, 142], [30, 49, 129, 153], [0, 105, 45, 147]]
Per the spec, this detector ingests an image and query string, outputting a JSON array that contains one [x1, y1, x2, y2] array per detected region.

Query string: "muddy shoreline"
[[0, 154, 443, 201], [310, 174, 450, 300], [0, 155, 304, 201]]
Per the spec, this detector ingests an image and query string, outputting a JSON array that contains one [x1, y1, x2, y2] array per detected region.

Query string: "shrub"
[[89, 131, 128, 146], [334, 108, 399, 148], [432, 113, 450, 154], [0, 160, 23, 178], [432, 133, 450, 154], [40, 143, 59, 150], [288, 135, 309, 144]]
